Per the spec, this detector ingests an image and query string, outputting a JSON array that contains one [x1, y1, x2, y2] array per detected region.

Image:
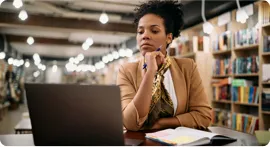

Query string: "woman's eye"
[[137, 31, 143, 34], [152, 30, 159, 34]]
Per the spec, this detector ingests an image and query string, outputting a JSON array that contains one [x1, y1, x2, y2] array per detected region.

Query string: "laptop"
[[25, 83, 125, 146]]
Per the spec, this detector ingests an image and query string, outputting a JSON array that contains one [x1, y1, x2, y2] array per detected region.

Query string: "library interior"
[[0, 0, 269, 146]]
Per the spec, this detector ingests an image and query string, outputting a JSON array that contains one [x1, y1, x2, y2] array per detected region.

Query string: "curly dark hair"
[[134, 0, 184, 39]]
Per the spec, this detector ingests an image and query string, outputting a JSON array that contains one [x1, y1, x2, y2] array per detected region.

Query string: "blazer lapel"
[[169, 57, 188, 115]]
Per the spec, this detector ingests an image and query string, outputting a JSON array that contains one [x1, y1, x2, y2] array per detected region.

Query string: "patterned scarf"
[[142, 56, 174, 129]]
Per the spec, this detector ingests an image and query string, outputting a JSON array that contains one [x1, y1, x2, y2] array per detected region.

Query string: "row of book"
[[213, 58, 232, 76], [231, 79, 259, 104], [232, 87, 259, 104], [232, 113, 259, 134], [262, 64, 270, 83], [263, 36, 270, 52], [262, 1, 270, 25], [262, 88, 270, 111], [212, 78, 231, 101], [232, 56, 259, 74], [234, 28, 258, 48], [212, 109, 231, 128], [212, 31, 233, 52]]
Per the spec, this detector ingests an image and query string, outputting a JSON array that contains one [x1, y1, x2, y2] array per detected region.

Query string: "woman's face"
[[136, 13, 172, 56]]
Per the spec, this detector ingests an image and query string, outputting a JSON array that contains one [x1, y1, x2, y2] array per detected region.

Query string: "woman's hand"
[[144, 51, 165, 73]]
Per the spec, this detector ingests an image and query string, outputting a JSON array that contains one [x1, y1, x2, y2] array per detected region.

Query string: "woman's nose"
[[142, 32, 151, 40]]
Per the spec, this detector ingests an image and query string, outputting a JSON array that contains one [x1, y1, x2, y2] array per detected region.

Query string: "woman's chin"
[[140, 48, 155, 56]]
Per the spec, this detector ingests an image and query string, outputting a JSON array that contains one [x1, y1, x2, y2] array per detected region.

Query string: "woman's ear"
[[166, 33, 173, 44]]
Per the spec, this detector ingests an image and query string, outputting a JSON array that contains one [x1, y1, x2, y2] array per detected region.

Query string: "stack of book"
[[234, 28, 258, 48], [233, 56, 259, 74], [212, 108, 231, 128], [232, 113, 259, 134], [213, 58, 232, 76], [212, 78, 231, 101], [231, 79, 259, 104], [263, 36, 270, 52], [212, 31, 233, 52]]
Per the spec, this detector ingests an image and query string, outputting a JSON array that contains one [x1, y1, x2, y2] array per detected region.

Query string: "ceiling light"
[[25, 61, 30, 68], [18, 10, 28, 21], [125, 49, 133, 58], [77, 53, 84, 61], [13, 0, 23, 9], [119, 49, 126, 57], [235, 0, 248, 24], [102, 55, 109, 63], [8, 58, 13, 65], [33, 71, 40, 78], [107, 54, 113, 62], [82, 42, 89, 50], [13, 59, 19, 67], [27, 36, 34, 45], [203, 22, 214, 34], [0, 52, 6, 59], [112, 51, 119, 59], [266, 0, 270, 5], [99, 12, 109, 24], [41, 65, 46, 71], [0, 0, 5, 6], [236, 9, 248, 24], [85, 37, 93, 46], [52, 65, 58, 72], [201, 0, 214, 34], [19, 59, 24, 66]]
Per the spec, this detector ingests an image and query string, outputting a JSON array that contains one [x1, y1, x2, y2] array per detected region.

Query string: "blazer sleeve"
[[116, 64, 148, 131], [175, 60, 212, 129]]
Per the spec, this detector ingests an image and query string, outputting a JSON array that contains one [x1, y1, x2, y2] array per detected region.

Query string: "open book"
[[146, 127, 237, 146]]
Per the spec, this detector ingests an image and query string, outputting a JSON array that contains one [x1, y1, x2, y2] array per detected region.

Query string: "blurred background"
[[0, 0, 269, 140]]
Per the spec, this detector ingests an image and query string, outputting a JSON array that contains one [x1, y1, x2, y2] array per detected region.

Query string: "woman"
[[117, 0, 212, 131]]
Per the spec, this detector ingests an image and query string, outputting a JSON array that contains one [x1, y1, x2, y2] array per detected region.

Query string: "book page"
[[146, 128, 213, 145], [175, 127, 218, 139]]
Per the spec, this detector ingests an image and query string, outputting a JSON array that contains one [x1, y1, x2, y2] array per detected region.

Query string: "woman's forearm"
[[133, 70, 155, 118]]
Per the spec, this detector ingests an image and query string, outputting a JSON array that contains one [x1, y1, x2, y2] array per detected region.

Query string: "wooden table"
[[0, 127, 259, 146]]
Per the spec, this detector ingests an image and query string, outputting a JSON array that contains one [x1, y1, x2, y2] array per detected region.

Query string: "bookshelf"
[[233, 44, 259, 52], [262, 82, 270, 85], [212, 75, 231, 78], [212, 50, 231, 56], [212, 99, 231, 104], [262, 52, 270, 56], [233, 73, 259, 77], [262, 111, 270, 115], [209, 1, 270, 134], [233, 102, 259, 107]]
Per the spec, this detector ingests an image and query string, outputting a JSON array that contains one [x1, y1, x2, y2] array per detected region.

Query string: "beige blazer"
[[117, 57, 212, 131]]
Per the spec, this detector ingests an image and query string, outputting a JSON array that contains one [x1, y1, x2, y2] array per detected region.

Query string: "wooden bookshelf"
[[212, 99, 231, 104], [262, 82, 270, 85], [262, 111, 270, 115], [233, 102, 259, 107], [262, 23, 270, 28], [233, 73, 259, 77], [262, 52, 270, 56], [212, 50, 231, 55], [233, 44, 259, 52], [212, 75, 231, 78]]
